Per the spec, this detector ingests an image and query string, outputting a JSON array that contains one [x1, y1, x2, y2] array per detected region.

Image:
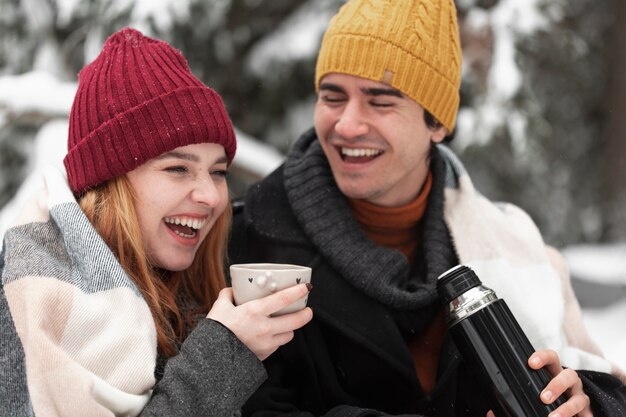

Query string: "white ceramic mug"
[[229, 263, 312, 316]]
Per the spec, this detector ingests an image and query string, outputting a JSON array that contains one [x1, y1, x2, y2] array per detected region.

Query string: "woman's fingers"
[[268, 306, 314, 334], [271, 330, 296, 347], [216, 287, 234, 301], [248, 283, 312, 316], [206, 283, 313, 361]]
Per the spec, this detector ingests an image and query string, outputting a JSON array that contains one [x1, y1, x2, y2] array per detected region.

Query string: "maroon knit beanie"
[[64, 27, 236, 195]]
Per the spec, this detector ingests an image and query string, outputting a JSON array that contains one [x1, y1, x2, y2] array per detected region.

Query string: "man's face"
[[314, 73, 448, 207]]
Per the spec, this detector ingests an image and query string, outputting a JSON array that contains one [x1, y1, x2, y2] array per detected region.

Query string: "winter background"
[[0, 0, 625, 371]]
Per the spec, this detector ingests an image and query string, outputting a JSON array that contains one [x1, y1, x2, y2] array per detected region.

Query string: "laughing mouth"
[[340, 146, 383, 162], [164, 216, 208, 239]]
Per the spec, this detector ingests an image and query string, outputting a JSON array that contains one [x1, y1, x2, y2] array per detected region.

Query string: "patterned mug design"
[[247, 272, 302, 291], [230, 263, 312, 316]]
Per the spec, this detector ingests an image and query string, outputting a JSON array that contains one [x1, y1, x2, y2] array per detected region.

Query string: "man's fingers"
[[549, 391, 591, 417], [541, 368, 581, 403], [530, 348, 593, 417], [529, 349, 561, 376]]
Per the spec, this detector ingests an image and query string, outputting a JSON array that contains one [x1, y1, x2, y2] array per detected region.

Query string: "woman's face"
[[126, 142, 229, 271]]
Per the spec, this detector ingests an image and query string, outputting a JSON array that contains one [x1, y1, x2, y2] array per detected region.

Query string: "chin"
[[337, 183, 371, 200], [154, 257, 195, 272], [168, 262, 194, 272]]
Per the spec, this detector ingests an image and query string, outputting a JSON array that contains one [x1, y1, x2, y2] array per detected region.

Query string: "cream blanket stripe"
[[1, 166, 156, 417]]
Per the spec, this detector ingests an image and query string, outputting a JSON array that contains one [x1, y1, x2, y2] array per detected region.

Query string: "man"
[[229, 1, 626, 416]]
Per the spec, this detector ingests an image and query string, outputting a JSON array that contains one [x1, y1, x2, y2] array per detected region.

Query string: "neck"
[[349, 171, 432, 263]]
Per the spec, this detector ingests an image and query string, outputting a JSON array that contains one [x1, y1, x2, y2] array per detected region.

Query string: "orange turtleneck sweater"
[[348, 172, 446, 394]]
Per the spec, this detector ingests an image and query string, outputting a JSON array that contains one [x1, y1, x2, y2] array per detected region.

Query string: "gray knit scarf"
[[283, 130, 458, 317]]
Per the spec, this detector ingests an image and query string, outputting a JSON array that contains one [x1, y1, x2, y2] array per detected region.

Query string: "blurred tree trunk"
[[601, 0, 626, 241]]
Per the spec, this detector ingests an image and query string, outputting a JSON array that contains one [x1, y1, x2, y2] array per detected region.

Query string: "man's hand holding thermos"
[[437, 265, 593, 417]]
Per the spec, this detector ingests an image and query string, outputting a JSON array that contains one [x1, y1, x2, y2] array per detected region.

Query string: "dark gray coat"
[[228, 129, 626, 417]]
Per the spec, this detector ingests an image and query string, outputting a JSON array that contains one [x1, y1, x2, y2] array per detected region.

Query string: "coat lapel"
[[308, 259, 419, 384]]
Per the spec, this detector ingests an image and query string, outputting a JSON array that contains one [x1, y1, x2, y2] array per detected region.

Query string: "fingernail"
[[530, 356, 541, 367], [542, 390, 553, 402], [305, 283, 313, 291], [549, 413, 560, 417]]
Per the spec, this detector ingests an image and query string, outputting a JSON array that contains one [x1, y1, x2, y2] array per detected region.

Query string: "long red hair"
[[79, 175, 230, 357]]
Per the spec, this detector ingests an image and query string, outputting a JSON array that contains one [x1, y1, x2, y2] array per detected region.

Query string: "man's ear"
[[431, 126, 448, 143]]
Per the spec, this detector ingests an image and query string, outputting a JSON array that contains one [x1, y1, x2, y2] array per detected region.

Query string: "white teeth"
[[341, 147, 382, 157], [173, 229, 195, 238], [164, 216, 208, 230]]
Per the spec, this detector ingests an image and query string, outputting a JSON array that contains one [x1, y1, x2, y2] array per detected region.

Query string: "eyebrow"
[[154, 151, 228, 164], [319, 82, 404, 98], [362, 87, 403, 98], [155, 151, 200, 162]]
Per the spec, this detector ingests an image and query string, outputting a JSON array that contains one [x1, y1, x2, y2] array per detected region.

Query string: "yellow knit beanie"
[[315, 0, 462, 132]]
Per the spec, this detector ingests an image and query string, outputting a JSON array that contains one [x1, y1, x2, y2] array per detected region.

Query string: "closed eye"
[[211, 169, 229, 177], [371, 101, 393, 108], [320, 94, 345, 104], [164, 165, 188, 174]]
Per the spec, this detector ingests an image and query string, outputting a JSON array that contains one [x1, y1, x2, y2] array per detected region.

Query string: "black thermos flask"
[[437, 265, 566, 417]]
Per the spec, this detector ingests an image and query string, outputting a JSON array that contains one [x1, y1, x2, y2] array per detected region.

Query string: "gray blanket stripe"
[[0, 247, 35, 417]]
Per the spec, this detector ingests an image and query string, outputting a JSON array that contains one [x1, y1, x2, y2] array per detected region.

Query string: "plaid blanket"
[[1, 166, 156, 417]]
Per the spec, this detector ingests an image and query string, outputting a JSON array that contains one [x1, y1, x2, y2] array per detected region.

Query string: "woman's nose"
[[191, 178, 222, 207]]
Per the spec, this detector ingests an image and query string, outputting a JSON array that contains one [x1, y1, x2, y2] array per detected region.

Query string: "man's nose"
[[334, 101, 369, 138]]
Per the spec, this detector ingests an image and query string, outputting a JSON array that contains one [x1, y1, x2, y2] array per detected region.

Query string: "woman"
[[0, 28, 312, 417]]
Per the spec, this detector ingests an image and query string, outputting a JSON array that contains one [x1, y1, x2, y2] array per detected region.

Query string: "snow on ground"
[[582, 300, 626, 372], [563, 244, 626, 284], [563, 246, 626, 372]]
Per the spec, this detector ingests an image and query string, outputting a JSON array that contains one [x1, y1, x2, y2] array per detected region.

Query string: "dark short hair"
[[424, 109, 454, 143], [424, 110, 442, 130]]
